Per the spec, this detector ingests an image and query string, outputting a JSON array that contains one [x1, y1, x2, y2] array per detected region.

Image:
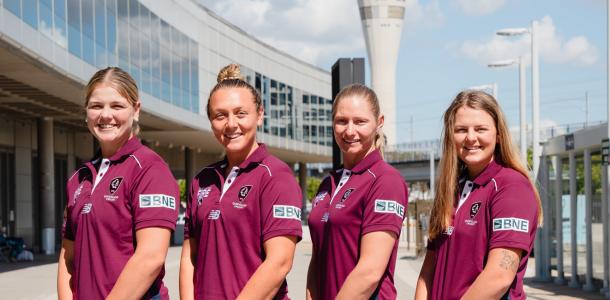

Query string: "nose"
[[226, 114, 238, 129], [344, 122, 356, 136], [465, 128, 477, 142], [99, 106, 113, 120]]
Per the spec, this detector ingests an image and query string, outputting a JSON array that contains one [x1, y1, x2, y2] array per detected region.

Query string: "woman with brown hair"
[[415, 90, 542, 300], [179, 64, 302, 299], [58, 67, 179, 299], [306, 84, 408, 299]]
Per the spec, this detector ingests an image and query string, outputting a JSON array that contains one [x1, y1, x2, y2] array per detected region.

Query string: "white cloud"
[[199, 0, 364, 68], [453, 0, 506, 16], [404, 0, 444, 29], [459, 16, 598, 67]]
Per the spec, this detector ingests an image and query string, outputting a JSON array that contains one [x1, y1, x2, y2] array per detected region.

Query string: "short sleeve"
[[260, 170, 303, 242], [183, 177, 197, 240], [131, 162, 180, 231], [362, 174, 408, 236], [62, 175, 79, 241], [62, 204, 74, 241], [489, 179, 538, 253]]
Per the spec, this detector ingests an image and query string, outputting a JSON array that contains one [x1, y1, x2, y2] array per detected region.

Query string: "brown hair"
[[332, 84, 385, 153], [428, 90, 542, 240], [206, 64, 262, 118], [85, 67, 140, 135]]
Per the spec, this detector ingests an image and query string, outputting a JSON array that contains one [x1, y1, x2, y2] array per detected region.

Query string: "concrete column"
[[299, 162, 308, 223], [38, 118, 55, 255], [583, 149, 595, 291], [600, 166, 610, 294], [568, 151, 580, 288], [554, 155, 566, 284], [538, 154, 552, 281], [14, 121, 34, 248]]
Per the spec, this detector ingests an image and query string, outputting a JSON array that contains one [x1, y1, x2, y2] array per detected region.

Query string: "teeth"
[[98, 124, 115, 129], [225, 134, 241, 139]]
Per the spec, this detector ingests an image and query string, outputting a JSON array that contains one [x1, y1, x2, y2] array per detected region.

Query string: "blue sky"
[[200, 0, 608, 144]]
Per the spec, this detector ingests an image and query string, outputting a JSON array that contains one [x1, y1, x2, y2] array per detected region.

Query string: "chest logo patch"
[[197, 187, 212, 206], [81, 203, 93, 214], [208, 209, 221, 220], [493, 217, 529, 233], [340, 188, 355, 203], [73, 182, 85, 204], [465, 202, 482, 226], [238, 185, 253, 202], [109, 177, 123, 194]]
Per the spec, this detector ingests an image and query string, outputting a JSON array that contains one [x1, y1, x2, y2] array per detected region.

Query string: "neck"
[[466, 155, 494, 179], [226, 142, 259, 171], [343, 147, 376, 170], [100, 135, 132, 158]]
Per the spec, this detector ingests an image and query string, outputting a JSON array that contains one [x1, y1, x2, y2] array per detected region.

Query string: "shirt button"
[[105, 161, 110, 165], [468, 182, 472, 186], [228, 179, 232, 183], [100, 173, 104, 177]]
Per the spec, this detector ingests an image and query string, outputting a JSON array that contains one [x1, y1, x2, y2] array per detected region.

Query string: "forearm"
[[305, 255, 317, 300], [335, 265, 382, 300], [414, 250, 436, 300], [461, 248, 520, 300], [237, 258, 292, 300], [179, 239, 196, 300], [57, 241, 74, 300]]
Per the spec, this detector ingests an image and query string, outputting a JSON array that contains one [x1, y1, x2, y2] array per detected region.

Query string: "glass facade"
[[2, 0, 332, 146], [3, 0, 199, 113]]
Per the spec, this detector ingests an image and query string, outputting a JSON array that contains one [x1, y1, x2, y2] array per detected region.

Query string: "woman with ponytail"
[[306, 84, 408, 299], [179, 64, 302, 299], [415, 90, 542, 300]]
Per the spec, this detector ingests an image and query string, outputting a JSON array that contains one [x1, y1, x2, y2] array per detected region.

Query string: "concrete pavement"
[[0, 242, 606, 299]]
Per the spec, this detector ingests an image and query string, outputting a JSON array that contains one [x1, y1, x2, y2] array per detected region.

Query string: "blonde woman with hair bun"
[[179, 64, 303, 299]]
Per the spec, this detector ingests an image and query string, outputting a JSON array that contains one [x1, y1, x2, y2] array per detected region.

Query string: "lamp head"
[[496, 27, 530, 36]]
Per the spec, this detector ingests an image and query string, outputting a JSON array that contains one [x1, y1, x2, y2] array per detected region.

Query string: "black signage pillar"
[[331, 58, 365, 169]]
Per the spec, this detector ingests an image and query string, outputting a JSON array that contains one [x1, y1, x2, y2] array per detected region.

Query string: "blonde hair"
[[428, 90, 542, 240], [207, 63, 262, 118], [85, 67, 140, 135], [332, 84, 385, 154]]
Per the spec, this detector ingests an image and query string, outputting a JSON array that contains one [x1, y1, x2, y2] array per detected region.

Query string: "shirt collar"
[[92, 137, 142, 163], [471, 158, 503, 186], [348, 149, 383, 174], [217, 143, 270, 172]]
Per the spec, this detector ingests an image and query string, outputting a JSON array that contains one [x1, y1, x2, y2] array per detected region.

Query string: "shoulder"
[[193, 160, 223, 180], [260, 154, 293, 178], [370, 160, 406, 186], [492, 167, 533, 192], [489, 167, 537, 207], [130, 146, 172, 175]]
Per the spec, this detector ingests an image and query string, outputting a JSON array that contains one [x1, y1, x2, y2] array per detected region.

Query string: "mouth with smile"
[[97, 124, 118, 130], [224, 133, 243, 140], [343, 138, 361, 145]]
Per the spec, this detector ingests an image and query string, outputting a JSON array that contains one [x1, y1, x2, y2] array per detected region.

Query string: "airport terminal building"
[[0, 0, 333, 253]]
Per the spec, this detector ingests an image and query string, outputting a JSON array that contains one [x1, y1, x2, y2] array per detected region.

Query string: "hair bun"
[[217, 63, 243, 83]]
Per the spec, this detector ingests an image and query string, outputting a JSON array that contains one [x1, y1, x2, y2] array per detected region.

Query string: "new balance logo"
[[81, 203, 93, 214], [493, 217, 529, 232], [208, 209, 221, 220], [273, 205, 301, 221], [374, 199, 405, 218]]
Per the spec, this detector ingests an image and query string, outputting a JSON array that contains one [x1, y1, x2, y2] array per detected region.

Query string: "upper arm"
[[262, 235, 298, 265], [484, 247, 522, 280], [357, 231, 397, 276], [134, 227, 171, 260]]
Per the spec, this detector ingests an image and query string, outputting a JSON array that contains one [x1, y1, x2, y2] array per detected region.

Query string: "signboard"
[[603, 138, 609, 165]]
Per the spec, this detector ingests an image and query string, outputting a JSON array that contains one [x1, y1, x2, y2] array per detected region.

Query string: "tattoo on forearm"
[[498, 250, 518, 272]]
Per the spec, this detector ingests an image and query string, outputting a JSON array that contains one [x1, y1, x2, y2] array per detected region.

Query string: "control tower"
[[358, 0, 406, 144]]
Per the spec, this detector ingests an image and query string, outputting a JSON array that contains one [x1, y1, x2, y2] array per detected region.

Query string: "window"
[[67, 0, 82, 58], [388, 6, 405, 19], [54, 0, 68, 47], [303, 95, 309, 104], [22, 0, 38, 28]]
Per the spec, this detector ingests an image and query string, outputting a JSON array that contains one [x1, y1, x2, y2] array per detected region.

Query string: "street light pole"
[[532, 20, 541, 180]]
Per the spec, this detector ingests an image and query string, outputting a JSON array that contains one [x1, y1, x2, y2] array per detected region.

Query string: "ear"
[[257, 107, 264, 127], [377, 114, 385, 131], [133, 101, 141, 122]]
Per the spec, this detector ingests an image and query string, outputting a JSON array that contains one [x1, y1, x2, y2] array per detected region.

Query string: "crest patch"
[[470, 202, 481, 219], [197, 187, 211, 205], [238, 185, 253, 202], [340, 188, 355, 203], [109, 177, 123, 194]]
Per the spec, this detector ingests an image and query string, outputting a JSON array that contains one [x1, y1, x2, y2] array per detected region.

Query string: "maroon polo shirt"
[[62, 138, 179, 300], [427, 159, 539, 300], [184, 144, 303, 299], [307, 150, 408, 299]]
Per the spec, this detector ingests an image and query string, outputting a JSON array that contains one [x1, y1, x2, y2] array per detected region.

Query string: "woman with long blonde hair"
[[415, 90, 542, 300]]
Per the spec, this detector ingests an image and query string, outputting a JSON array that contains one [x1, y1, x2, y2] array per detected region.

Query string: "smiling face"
[[209, 87, 262, 162], [86, 84, 140, 157], [333, 95, 383, 169], [453, 105, 498, 178]]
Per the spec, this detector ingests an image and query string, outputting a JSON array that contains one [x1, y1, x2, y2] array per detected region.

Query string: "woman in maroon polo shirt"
[[57, 67, 179, 299], [306, 84, 408, 299], [415, 90, 542, 300], [179, 64, 303, 299]]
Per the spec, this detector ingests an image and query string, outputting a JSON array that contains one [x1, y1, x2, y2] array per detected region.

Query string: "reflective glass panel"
[[22, 0, 38, 28]]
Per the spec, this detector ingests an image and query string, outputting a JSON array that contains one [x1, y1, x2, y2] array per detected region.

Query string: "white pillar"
[[554, 155, 566, 284], [532, 20, 541, 181], [519, 56, 527, 167], [583, 149, 595, 291], [39, 117, 55, 255], [568, 151, 580, 288], [536, 154, 552, 281]]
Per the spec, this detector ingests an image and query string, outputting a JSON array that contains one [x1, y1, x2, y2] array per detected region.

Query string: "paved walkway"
[[0, 242, 607, 299]]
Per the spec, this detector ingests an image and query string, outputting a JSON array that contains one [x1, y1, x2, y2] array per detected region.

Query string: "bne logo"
[[273, 205, 301, 221], [139, 194, 176, 209], [374, 199, 405, 218], [493, 217, 529, 232]]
